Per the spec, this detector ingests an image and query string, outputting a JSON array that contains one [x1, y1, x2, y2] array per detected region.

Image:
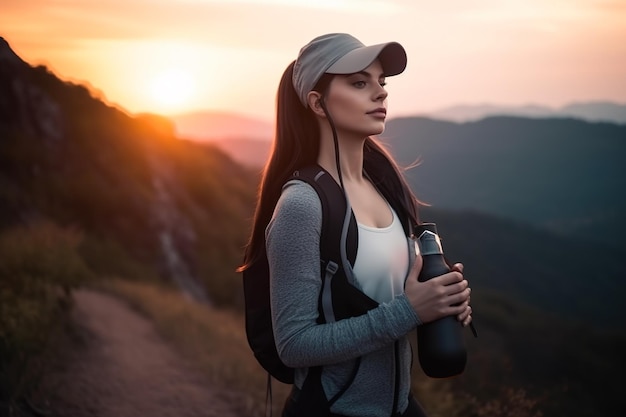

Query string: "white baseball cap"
[[292, 33, 407, 107]]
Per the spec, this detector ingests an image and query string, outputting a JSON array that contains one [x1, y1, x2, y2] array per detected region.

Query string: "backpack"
[[243, 164, 388, 384]]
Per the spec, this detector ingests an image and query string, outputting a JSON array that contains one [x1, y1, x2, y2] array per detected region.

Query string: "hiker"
[[241, 33, 473, 417]]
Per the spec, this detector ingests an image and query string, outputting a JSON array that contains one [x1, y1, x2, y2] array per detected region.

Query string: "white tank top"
[[352, 207, 409, 303]]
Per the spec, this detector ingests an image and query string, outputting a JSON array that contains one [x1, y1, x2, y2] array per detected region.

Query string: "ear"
[[306, 91, 326, 118]]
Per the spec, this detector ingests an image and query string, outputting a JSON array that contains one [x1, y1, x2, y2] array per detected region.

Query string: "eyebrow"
[[349, 70, 386, 79]]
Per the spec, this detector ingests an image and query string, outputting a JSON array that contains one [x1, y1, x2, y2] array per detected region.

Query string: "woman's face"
[[322, 59, 388, 138]]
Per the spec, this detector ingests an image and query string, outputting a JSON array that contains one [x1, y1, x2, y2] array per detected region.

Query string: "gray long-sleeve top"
[[266, 180, 422, 416]]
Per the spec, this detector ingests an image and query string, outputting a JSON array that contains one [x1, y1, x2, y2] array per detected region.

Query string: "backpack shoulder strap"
[[293, 165, 379, 325], [292, 165, 357, 268], [291, 165, 377, 407]]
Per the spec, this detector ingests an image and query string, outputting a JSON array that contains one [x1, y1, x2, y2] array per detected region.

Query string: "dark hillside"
[[448, 289, 626, 417], [384, 116, 626, 250], [0, 37, 256, 306], [419, 207, 624, 326], [412, 208, 626, 415]]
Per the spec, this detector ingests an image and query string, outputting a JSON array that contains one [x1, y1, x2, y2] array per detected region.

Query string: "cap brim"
[[325, 42, 407, 76]]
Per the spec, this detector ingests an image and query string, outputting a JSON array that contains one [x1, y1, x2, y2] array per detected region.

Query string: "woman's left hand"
[[451, 263, 473, 327]]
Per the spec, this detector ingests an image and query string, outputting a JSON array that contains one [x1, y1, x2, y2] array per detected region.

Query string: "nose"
[[374, 84, 388, 102]]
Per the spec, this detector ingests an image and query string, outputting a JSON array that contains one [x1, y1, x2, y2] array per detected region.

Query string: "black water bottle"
[[415, 223, 467, 378]]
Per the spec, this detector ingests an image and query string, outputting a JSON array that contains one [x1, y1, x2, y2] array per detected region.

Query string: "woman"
[[241, 33, 473, 417]]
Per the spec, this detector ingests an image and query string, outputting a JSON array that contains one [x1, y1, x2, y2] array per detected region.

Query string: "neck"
[[316, 122, 367, 184]]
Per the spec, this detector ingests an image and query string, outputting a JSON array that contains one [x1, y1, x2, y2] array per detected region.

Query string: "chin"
[[342, 121, 386, 138], [369, 122, 386, 136]]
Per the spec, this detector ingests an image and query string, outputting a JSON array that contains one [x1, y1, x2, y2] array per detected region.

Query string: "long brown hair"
[[239, 61, 421, 272]]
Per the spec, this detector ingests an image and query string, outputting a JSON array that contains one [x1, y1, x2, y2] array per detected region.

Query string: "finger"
[[435, 271, 463, 286], [463, 311, 473, 327], [448, 288, 471, 305], [457, 305, 472, 322], [444, 281, 469, 297], [448, 304, 468, 317], [451, 263, 464, 273]]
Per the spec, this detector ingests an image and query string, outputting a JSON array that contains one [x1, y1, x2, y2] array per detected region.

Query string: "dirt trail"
[[38, 289, 243, 417]]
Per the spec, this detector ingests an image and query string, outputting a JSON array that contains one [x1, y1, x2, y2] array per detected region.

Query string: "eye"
[[380, 81, 387, 87], [352, 80, 367, 88]]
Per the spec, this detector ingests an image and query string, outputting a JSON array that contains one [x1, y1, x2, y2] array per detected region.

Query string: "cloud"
[[3, 0, 624, 117], [174, 0, 401, 13], [2, 0, 403, 48]]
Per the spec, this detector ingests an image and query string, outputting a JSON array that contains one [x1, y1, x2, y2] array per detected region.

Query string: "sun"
[[148, 68, 195, 112]]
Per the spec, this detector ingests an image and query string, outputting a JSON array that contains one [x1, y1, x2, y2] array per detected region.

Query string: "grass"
[[96, 278, 291, 417], [0, 221, 93, 414]]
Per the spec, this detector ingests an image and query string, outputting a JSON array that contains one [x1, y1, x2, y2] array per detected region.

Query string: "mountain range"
[[424, 101, 626, 124], [171, 109, 626, 251], [169, 100, 626, 146], [383, 116, 626, 250]]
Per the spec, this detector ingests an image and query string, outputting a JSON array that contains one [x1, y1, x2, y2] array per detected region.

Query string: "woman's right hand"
[[404, 260, 471, 324]]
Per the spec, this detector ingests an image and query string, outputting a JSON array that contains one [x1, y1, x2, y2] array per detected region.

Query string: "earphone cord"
[[319, 99, 344, 191]]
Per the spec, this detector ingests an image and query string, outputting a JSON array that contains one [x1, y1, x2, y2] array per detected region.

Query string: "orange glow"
[[2, 0, 625, 121]]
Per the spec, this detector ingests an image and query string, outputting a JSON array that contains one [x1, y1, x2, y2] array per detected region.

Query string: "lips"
[[366, 108, 387, 118]]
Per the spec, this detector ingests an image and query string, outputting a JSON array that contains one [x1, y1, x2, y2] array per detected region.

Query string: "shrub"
[[0, 221, 93, 411]]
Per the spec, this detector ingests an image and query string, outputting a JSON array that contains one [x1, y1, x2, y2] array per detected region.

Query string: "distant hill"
[[207, 137, 271, 168], [170, 111, 274, 141], [383, 116, 626, 250], [420, 207, 624, 326], [168, 100, 626, 148], [169, 111, 273, 167], [425, 101, 626, 124]]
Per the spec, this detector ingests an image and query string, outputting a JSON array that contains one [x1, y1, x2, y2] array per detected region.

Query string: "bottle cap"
[[415, 223, 444, 255]]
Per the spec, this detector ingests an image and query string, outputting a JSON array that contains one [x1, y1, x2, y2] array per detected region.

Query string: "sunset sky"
[[3, 0, 625, 122]]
